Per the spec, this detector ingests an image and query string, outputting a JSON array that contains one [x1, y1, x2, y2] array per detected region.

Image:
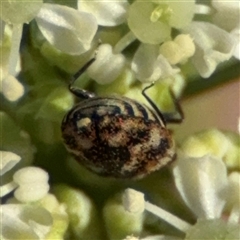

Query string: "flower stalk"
[[145, 201, 191, 233], [114, 31, 137, 54], [123, 188, 191, 233]]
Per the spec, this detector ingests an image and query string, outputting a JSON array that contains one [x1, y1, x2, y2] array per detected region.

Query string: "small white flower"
[[13, 167, 50, 203], [0, 204, 53, 239], [211, 1, 240, 60], [78, 0, 129, 26], [159, 34, 195, 65], [132, 43, 180, 83], [35, 3, 98, 55], [173, 154, 228, 219], [87, 43, 126, 84], [183, 21, 236, 78], [127, 1, 195, 44]]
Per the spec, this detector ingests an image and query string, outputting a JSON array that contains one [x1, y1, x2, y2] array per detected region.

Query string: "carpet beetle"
[[61, 58, 183, 179]]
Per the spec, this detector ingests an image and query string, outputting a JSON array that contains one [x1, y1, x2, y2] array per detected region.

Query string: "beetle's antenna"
[[72, 58, 95, 83], [69, 49, 99, 99], [68, 57, 96, 99], [163, 89, 184, 123], [71, 44, 99, 85], [142, 83, 167, 126]]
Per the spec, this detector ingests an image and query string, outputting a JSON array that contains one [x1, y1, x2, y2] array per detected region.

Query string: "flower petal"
[[0, 0, 43, 24], [0, 24, 10, 81], [184, 21, 236, 78], [231, 26, 240, 60], [0, 182, 18, 197], [38, 194, 69, 239], [132, 43, 179, 82], [0, 151, 21, 176], [212, 1, 240, 32], [155, 55, 180, 80], [167, 1, 195, 29], [0, 204, 52, 239], [53, 184, 102, 239], [78, 0, 129, 26], [1, 75, 25, 101], [226, 172, 240, 213], [87, 44, 125, 84], [186, 219, 240, 240], [128, 1, 171, 44], [132, 43, 160, 82], [35, 3, 97, 55], [173, 154, 228, 219]]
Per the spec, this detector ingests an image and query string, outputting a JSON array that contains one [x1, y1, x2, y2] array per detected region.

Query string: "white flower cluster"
[[0, 151, 67, 239], [0, 0, 239, 102]]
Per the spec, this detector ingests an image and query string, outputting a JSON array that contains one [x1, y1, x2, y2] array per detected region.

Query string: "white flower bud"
[[174, 34, 195, 61], [159, 41, 182, 65], [13, 167, 49, 202], [87, 44, 125, 84], [159, 34, 195, 65], [122, 188, 145, 213]]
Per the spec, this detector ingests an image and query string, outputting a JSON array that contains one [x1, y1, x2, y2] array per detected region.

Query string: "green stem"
[[113, 31, 136, 54]]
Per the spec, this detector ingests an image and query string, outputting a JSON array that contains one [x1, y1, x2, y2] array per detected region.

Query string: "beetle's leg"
[[142, 83, 167, 126], [69, 56, 97, 99], [162, 88, 184, 124], [142, 83, 184, 125]]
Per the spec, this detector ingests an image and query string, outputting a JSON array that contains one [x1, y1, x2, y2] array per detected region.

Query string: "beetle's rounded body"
[[62, 96, 175, 178]]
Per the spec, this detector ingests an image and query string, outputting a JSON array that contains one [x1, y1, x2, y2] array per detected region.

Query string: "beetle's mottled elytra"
[[61, 58, 183, 179]]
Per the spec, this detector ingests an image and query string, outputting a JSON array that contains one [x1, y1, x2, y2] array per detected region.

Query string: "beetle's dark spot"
[[63, 134, 78, 149], [160, 138, 170, 149]]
